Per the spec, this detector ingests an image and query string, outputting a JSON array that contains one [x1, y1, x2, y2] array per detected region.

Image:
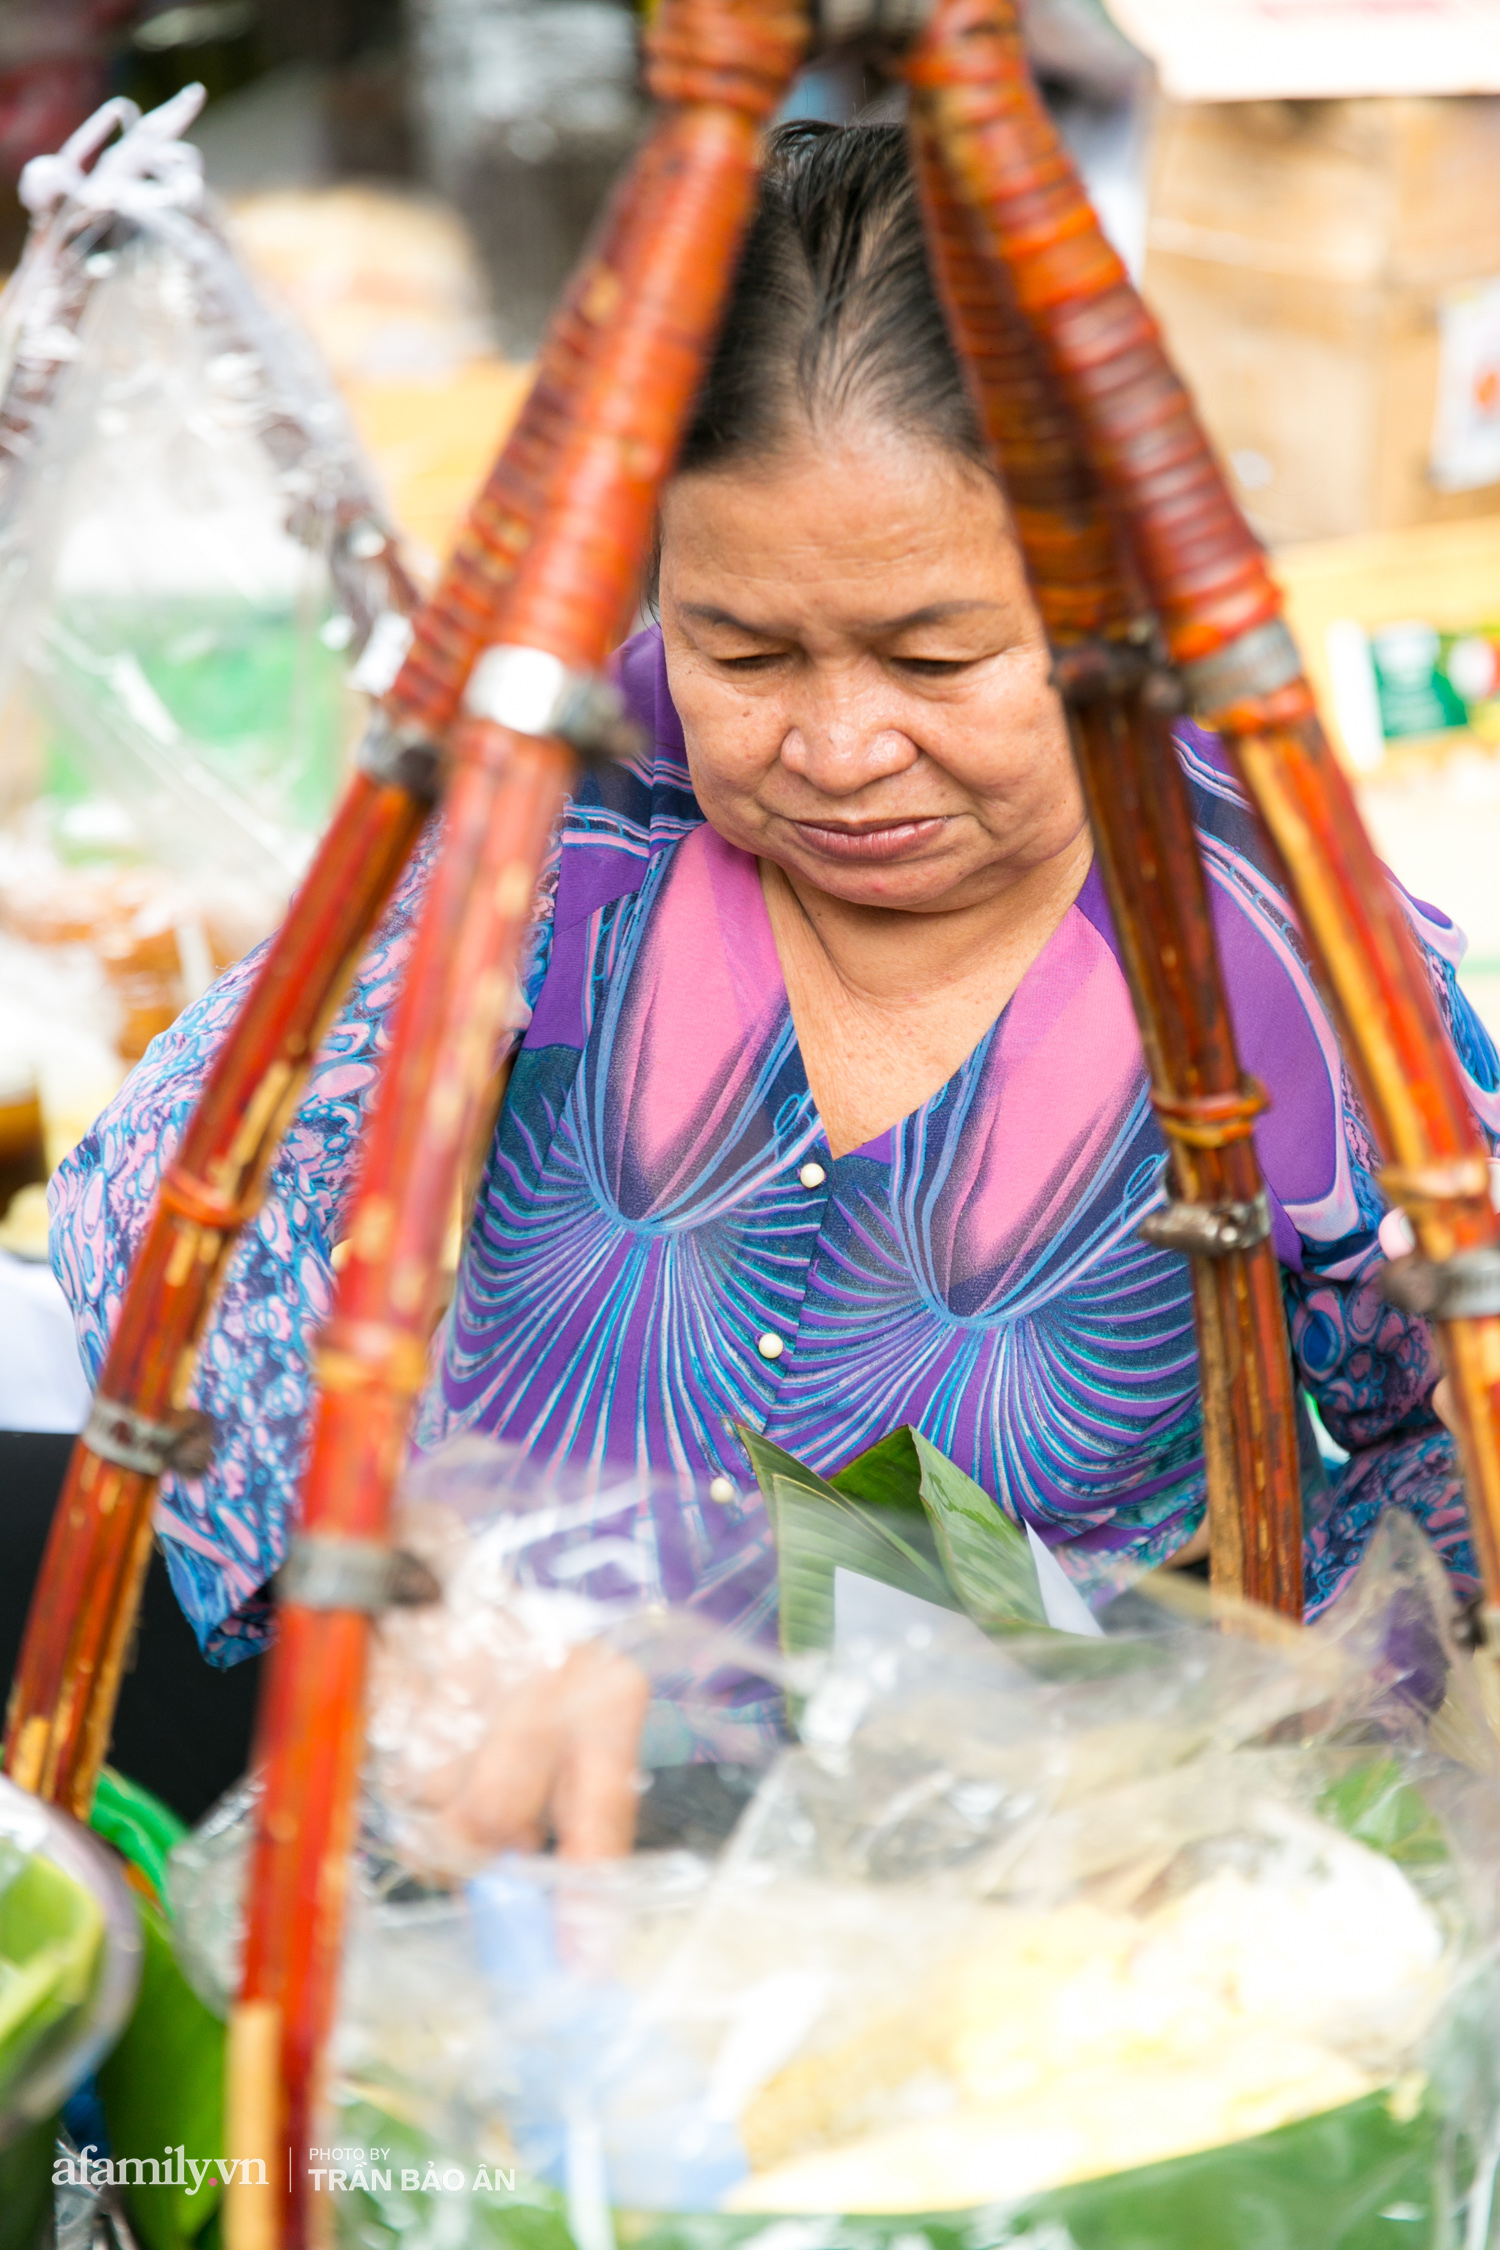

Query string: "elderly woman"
[[52, 124, 1500, 1701]]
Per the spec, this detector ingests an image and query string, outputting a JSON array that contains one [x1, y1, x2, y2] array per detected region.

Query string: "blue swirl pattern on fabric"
[[50, 628, 1500, 1658]]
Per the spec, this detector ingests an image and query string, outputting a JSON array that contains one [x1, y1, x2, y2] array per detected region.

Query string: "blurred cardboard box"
[[1145, 97, 1500, 542], [1277, 512, 1500, 770], [1106, 0, 1500, 103], [1273, 511, 1500, 1038]]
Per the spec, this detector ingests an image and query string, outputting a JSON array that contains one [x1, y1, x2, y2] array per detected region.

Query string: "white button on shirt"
[[707, 1475, 736, 1504], [757, 1331, 785, 1360], [799, 1161, 827, 1189]]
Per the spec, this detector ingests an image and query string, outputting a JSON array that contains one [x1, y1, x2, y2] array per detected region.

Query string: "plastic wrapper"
[[0, 89, 412, 1091], [0, 1772, 142, 2250], [160, 1437, 1500, 2248]]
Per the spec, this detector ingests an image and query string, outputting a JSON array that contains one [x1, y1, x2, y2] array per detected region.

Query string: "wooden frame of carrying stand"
[[10, 3, 1500, 2241]]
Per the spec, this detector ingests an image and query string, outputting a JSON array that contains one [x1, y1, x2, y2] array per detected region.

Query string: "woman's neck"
[[760, 830, 1094, 1157]]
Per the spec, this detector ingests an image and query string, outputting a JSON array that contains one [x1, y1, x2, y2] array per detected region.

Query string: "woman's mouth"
[[788, 816, 948, 863]]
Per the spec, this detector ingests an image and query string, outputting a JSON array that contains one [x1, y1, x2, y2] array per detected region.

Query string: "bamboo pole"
[[908, 116, 1302, 1609], [3, 1, 810, 1824], [909, 0, 1500, 1615], [225, 8, 808, 2243]]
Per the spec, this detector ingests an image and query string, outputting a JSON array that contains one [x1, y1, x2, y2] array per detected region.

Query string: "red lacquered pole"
[[911, 0, 1500, 1609], [225, 8, 808, 2244], [4, 1, 808, 1829], [909, 115, 1301, 1609]]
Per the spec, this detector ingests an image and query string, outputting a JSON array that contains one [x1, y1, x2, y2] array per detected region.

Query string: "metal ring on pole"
[[276, 1534, 440, 1614], [356, 714, 444, 799], [84, 1396, 217, 1478], [1139, 1191, 1272, 1259], [1381, 1247, 1500, 1322], [1178, 619, 1304, 718], [463, 644, 646, 764]]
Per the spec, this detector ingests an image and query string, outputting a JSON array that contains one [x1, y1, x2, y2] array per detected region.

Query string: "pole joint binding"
[[1381, 1246, 1500, 1322], [1139, 1190, 1271, 1258], [812, 0, 934, 47], [1178, 618, 1303, 719], [1152, 1080, 1268, 1149], [85, 1394, 217, 1478], [276, 1534, 440, 1614], [1051, 634, 1174, 710], [464, 644, 645, 765], [357, 714, 444, 801]]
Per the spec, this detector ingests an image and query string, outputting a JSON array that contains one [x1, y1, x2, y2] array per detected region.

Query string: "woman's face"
[[657, 421, 1087, 914]]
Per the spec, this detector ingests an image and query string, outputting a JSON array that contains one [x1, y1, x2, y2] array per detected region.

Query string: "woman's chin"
[[778, 841, 977, 911]]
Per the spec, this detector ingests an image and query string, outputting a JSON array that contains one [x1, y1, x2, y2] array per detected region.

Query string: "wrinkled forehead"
[[657, 421, 1025, 638]]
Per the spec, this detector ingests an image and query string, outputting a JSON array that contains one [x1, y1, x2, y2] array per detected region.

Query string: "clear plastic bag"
[[166, 1457, 1500, 2248], [364, 1437, 789, 1872], [0, 89, 412, 1078]]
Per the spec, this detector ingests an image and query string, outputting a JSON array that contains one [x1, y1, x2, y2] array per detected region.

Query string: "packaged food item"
[[0, 88, 413, 1096], [156, 1436, 1500, 2250]]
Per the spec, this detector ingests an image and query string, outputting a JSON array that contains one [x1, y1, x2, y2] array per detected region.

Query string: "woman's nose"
[[778, 711, 919, 794]]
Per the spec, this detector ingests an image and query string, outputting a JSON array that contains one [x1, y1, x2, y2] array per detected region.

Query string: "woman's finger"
[[551, 1645, 652, 1860], [442, 1664, 570, 1855]]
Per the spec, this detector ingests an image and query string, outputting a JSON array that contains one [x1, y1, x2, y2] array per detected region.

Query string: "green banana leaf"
[[907, 1431, 1048, 1632], [0, 2112, 59, 2250], [96, 1904, 226, 2250], [329, 2078, 1444, 2250], [739, 1423, 1049, 1654], [328, 2090, 572, 2250], [84, 1773, 223, 2250], [830, 1425, 1049, 1633], [1318, 1757, 1451, 1874], [738, 1428, 958, 1658], [827, 1427, 926, 1511], [0, 1852, 104, 2117]]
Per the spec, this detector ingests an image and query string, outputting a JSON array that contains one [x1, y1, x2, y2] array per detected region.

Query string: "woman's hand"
[[368, 1528, 654, 1872], [424, 1638, 651, 1862]]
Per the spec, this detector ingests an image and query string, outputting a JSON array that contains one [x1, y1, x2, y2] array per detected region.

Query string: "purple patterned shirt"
[[50, 628, 1500, 1662]]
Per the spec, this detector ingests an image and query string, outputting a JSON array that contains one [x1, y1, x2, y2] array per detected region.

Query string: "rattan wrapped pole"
[[908, 117, 1302, 1609], [2, 3, 811, 1827], [4, 569, 421, 1822], [910, 0, 1500, 1609], [224, 9, 807, 2245]]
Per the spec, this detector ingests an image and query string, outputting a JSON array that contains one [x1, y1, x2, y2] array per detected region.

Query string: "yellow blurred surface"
[[341, 359, 535, 572]]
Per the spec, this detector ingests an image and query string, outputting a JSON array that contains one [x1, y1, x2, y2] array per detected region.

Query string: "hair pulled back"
[[677, 121, 988, 476]]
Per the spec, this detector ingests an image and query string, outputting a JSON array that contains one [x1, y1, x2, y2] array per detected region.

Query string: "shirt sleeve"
[[1291, 913, 1499, 1617], [48, 817, 560, 1664]]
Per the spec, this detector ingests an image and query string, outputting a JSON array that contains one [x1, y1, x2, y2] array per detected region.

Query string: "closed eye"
[[892, 655, 977, 677]]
